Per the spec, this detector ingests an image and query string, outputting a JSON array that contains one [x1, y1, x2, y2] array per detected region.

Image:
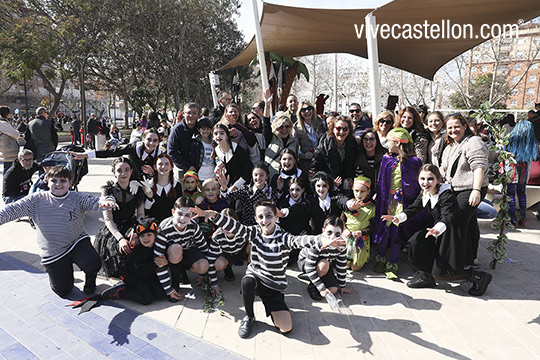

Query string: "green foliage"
[[473, 101, 515, 269], [450, 73, 508, 109], [199, 274, 225, 314], [251, 51, 310, 82]]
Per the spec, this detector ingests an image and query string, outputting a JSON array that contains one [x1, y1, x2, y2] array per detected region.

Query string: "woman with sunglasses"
[[395, 106, 430, 164], [294, 101, 326, 172], [373, 111, 394, 149], [262, 90, 298, 179], [355, 128, 385, 189], [311, 115, 358, 192], [245, 111, 266, 163], [94, 157, 145, 279]]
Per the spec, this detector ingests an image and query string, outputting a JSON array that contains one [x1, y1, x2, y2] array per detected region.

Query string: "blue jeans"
[[477, 199, 498, 219]]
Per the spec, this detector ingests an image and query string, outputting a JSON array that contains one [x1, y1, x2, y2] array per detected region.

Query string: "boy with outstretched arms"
[[0, 165, 117, 297], [191, 199, 346, 339]]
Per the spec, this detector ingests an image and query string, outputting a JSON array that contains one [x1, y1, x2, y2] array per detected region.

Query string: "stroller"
[[45, 145, 88, 191]]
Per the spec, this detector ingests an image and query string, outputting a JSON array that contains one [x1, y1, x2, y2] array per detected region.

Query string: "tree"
[[449, 73, 508, 109]]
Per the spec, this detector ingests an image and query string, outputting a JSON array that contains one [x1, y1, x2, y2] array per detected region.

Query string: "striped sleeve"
[[154, 222, 173, 294], [211, 213, 253, 240], [207, 233, 225, 287], [0, 195, 35, 225], [285, 234, 322, 251], [76, 193, 101, 212], [304, 248, 325, 291], [334, 251, 348, 288]]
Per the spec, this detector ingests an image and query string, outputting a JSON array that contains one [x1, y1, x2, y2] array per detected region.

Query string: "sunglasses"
[[335, 126, 349, 132], [379, 119, 393, 125], [136, 222, 158, 234], [349, 109, 361, 113], [363, 137, 376, 142], [300, 106, 314, 112]]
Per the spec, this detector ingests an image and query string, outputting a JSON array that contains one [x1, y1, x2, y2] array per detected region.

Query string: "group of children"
[[0, 119, 496, 339]]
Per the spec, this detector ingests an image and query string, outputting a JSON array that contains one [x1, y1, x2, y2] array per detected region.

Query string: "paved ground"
[[1, 153, 540, 359]]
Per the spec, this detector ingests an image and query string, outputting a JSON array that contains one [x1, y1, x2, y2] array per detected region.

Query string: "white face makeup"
[[418, 170, 440, 195], [144, 133, 159, 153], [203, 182, 219, 203], [352, 183, 369, 202], [254, 205, 277, 235], [213, 128, 227, 145], [289, 183, 304, 201], [48, 176, 72, 197], [280, 153, 295, 172], [314, 179, 329, 199], [322, 224, 342, 240], [114, 162, 133, 183], [172, 207, 193, 230]]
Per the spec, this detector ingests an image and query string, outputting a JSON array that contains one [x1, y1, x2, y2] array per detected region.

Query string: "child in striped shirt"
[[206, 208, 249, 293], [191, 199, 346, 339], [154, 197, 209, 301], [297, 216, 352, 301]]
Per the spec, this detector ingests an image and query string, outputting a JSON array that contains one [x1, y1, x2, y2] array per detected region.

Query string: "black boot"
[[224, 264, 235, 281], [467, 270, 492, 296], [407, 270, 436, 288]]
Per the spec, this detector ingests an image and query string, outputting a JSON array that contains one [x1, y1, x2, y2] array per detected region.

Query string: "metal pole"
[[208, 72, 219, 107], [23, 73, 29, 121], [334, 53, 338, 112], [252, 0, 269, 91], [80, 60, 87, 148], [365, 12, 382, 116]]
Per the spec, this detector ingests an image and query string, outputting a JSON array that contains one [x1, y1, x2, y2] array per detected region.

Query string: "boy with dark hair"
[[154, 196, 209, 301], [191, 198, 346, 339], [0, 165, 117, 297]]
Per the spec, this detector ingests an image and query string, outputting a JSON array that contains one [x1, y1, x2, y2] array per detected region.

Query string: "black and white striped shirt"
[[206, 227, 248, 287], [212, 213, 322, 292], [298, 247, 347, 292], [0, 191, 104, 265], [154, 216, 208, 294]]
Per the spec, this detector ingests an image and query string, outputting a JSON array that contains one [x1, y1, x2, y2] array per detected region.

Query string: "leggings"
[[44, 238, 101, 298], [453, 187, 487, 266]]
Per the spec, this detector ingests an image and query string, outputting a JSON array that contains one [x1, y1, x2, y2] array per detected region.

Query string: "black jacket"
[[311, 134, 358, 180], [3, 161, 40, 197]]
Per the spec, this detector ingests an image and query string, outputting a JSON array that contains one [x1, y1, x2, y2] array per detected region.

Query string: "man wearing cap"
[[2, 149, 40, 204], [28, 107, 58, 162]]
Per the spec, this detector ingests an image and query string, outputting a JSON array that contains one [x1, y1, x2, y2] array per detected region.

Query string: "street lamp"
[[79, 56, 88, 147]]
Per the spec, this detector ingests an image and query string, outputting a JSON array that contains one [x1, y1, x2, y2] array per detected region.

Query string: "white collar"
[[215, 142, 237, 163], [279, 168, 302, 179], [319, 194, 331, 211], [152, 179, 177, 196], [422, 183, 451, 208]]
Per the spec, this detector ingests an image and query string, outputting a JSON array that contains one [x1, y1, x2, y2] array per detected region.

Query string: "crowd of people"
[[1, 95, 540, 339]]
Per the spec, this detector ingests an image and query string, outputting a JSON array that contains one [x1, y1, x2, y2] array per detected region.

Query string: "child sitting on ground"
[[338, 176, 376, 271], [154, 197, 209, 301], [191, 199, 346, 339], [0, 165, 117, 297], [206, 208, 249, 292], [182, 171, 204, 206], [297, 216, 352, 301], [197, 178, 230, 240], [101, 217, 169, 304]]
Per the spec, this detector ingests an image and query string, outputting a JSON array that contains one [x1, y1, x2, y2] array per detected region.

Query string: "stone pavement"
[[1, 154, 540, 359]]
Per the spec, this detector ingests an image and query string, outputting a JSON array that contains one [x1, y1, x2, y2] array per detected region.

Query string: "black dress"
[[277, 195, 314, 236], [94, 181, 144, 278], [403, 185, 463, 276], [145, 180, 182, 223]]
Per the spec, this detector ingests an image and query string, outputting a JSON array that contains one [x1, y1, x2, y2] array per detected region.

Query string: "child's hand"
[[190, 207, 213, 221], [154, 256, 168, 267], [340, 287, 353, 295], [119, 238, 131, 254], [215, 166, 230, 190], [140, 178, 153, 195], [229, 127, 238, 138], [321, 235, 347, 250], [141, 165, 154, 176], [276, 208, 289, 218], [169, 289, 184, 300], [334, 176, 343, 188], [276, 176, 284, 191], [425, 228, 441, 238], [348, 199, 362, 211], [212, 285, 222, 294], [264, 88, 273, 103], [381, 214, 396, 223], [320, 288, 330, 298], [129, 180, 142, 195], [100, 200, 119, 210]]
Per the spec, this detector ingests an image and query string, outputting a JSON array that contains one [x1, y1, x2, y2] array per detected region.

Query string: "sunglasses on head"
[[300, 106, 314, 112], [136, 222, 158, 234], [379, 119, 393, 125], [349, 109, 361, 113]]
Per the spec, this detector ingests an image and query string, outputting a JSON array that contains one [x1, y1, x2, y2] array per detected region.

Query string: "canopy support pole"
[[334, 53, 338, 111], [365, 12, 381, 116], [252, 0, 269, 91]]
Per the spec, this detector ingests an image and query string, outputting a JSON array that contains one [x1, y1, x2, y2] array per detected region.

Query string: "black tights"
[[241, 275, 257, 318]]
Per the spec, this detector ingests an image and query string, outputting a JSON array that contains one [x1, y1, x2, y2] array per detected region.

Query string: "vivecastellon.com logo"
[[354, 20, 522, 40]]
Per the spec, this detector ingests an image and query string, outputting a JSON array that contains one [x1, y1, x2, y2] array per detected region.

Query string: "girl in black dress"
[[143, 153, 182, 223], [270, 149, 310, 197], [94, 157, 145, 278], [381, 164, 491, 296]]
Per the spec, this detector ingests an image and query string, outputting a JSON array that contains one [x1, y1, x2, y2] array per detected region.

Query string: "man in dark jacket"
[[209, 91, 232, 124], [2, 149, 40, 204], [28, 107, 58, 162], [86, 113, 100, 149], [167, 103, 200, 180], [70, 117, 81, 145]]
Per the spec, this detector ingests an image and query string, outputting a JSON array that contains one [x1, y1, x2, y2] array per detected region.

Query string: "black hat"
[[40, 157, 56, 167], [135, 217, 158, 235]]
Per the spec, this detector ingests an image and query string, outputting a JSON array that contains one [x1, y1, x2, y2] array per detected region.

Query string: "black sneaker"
[[100, 282, 126, 299], [238, 315, 255, 338], [407, 271, 436, 288], [224, 265, 235, 282], [468, 270, 492, 296], [307, 282, 322, 301]]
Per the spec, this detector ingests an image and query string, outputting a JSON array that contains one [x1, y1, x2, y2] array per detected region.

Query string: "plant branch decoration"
[[199, 274, 225, 314], [473, 101, 515, 269]]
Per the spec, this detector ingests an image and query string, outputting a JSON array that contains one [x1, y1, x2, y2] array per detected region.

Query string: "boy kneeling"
[[191, 199, 346, 339], [0, 165, 117, 297]]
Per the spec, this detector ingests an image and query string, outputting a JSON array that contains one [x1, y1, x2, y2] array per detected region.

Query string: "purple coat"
[[373, 154, 426, 245]]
